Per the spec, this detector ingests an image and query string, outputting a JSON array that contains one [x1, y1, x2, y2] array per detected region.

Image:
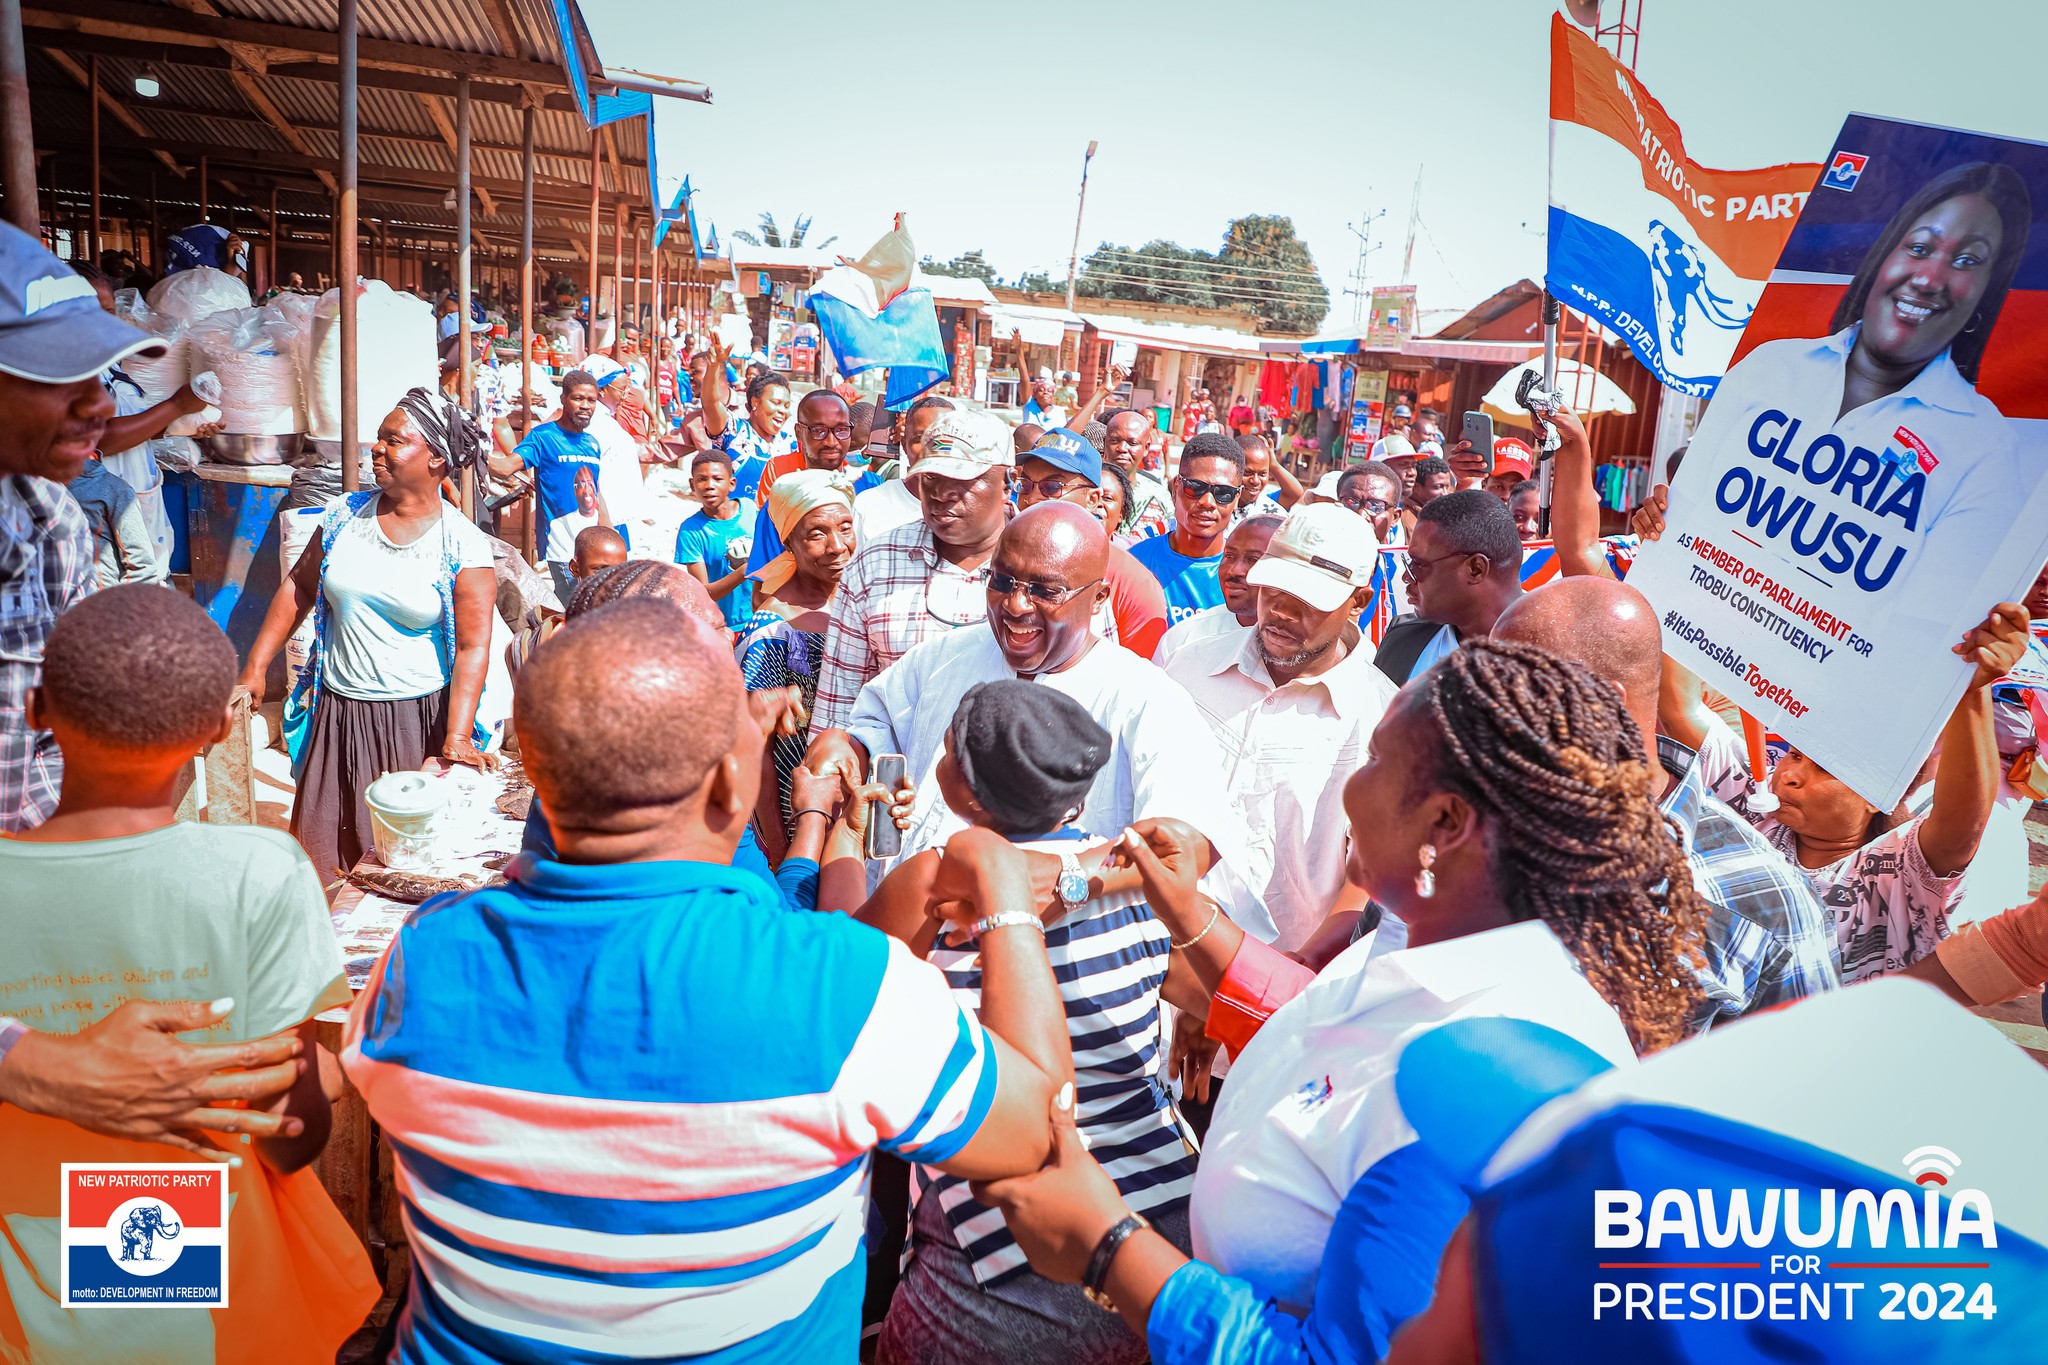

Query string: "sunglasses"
[[1013, 475, 1093, 500], [988, 572, 1103, 606], [1178, 476, 1242, 507], [1341, 495, 1393, 515]]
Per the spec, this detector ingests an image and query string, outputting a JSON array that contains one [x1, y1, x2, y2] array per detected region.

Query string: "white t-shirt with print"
[[1754, 812, 1964, 984], [321, 501, 493, 701]]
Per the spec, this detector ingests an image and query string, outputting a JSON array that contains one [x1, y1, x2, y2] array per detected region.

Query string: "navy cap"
[[1026, 427, 1102, 484], [0, 221, 164, 383]]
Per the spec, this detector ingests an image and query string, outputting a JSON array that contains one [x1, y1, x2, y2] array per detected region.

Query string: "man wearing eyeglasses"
[[740, 389, 886, 580], [810, 409, 1014, 734], [1372, 489, 1527, 687], [1127, 433, 1246, 626], [1016, 427, 1169, 659]]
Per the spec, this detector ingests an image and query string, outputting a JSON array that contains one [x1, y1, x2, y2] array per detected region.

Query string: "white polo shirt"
[[1164, 624, 1398, 950], [1150, 602, 1248, 668], [1190, 920, 1636, 1313]]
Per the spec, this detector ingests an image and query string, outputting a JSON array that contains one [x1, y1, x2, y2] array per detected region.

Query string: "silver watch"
[[1056, 850, 1090, 910]]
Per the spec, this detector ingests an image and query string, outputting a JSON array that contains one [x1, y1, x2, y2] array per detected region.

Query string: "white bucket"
[[364, 770, 448, 872]]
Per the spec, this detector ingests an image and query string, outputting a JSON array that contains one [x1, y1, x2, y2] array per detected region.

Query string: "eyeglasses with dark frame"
[[987, 572, 1105, 606], [1341, 494, 1393, 516], [798, 423, 854, 441], [1177, 476, 1243, 508]]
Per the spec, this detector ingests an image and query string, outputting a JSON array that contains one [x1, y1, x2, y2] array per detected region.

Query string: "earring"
[[1414, 843, 1437, 899], [1963, 314, 1982, 335]]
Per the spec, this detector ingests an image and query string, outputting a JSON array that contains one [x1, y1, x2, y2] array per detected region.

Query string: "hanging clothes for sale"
[[1258, 359, 1296, 417]]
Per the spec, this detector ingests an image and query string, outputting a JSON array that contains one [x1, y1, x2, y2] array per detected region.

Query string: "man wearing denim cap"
[[1163, 503, 1396, 951], [1018, 427, 1168, 658], [0, 221, 166, 832]]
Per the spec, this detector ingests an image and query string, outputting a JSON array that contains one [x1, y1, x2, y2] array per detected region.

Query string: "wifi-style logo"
[[1904, 1145, 1960, 1187]]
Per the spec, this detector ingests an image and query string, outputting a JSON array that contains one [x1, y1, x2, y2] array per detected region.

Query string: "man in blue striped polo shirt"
[[343, 598, 1066, 1363]]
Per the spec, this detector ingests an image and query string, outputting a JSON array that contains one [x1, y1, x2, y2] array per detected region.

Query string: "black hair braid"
[[1420, 637, 1707, 1054]]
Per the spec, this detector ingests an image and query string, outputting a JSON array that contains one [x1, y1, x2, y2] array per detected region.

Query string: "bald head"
[[517, 599, 742, 828], [999, 499, 1109, 583], [1493, 577, 1663, 744]]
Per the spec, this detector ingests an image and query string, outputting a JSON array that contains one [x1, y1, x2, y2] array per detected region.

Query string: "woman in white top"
[[1750, 602, 2029, 984], [239, 388, 496, 878], [961, 640, 1708, 1361]]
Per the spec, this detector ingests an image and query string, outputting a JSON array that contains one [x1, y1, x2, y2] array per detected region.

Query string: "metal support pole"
[[88, 54, 100, 263], [611, 197, 624, 349], [520, 102, 536, 562], [0, 0, 34, 233], [631, 221, 641, 329], [586, 132, 600, 326], [267, 184, 278, 290], [338, 0, 360, 492], [456, 74, 475, 514], [199, 155, 209, 221]]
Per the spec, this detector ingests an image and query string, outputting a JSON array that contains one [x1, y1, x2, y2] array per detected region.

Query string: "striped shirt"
[[919, 832, 1197, 1287], [343, 858, 997, 1364]]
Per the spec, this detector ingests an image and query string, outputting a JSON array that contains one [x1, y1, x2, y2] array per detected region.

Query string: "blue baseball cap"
[[0, 221, 164, 383], [1026, 427, 1102, 484]]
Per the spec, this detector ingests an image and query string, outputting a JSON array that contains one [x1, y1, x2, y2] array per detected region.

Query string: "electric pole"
[[1342, 207, 1385, 326], [1064, 140, 1098, 313]]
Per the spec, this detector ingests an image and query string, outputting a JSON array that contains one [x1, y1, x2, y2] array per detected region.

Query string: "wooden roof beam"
[[43, 48, 184, 177]]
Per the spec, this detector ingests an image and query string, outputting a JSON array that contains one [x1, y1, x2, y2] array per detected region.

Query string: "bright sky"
[[583, 0, 2048, 333]]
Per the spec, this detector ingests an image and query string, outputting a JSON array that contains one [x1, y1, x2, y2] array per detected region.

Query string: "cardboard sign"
[[1627, 114, 2048, 808]]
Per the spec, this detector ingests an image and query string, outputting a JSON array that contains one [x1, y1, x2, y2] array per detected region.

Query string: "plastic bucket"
[[364, 770, 448, 871]]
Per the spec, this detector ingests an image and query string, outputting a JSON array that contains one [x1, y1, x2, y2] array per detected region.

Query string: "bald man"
[[1493, 577, 1838, 1030], [806, 502, 1259, 917], [1100, 409, 1172, 536], [344, 598, 1065, 1364]]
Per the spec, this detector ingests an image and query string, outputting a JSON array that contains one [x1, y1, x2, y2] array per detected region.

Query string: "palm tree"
[[729, 211, 838, 251]]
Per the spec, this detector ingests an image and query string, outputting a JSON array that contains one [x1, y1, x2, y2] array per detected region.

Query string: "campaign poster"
[[1627, 114, 2048, 809], [1348, 369, 1387, 457], [1366, 286, 1415, 349]]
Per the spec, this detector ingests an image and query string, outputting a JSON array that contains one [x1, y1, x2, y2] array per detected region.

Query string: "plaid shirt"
[[810, 520, 989, 733], [1659, 735, 1838, 1031], [0, 475, 94, 831]]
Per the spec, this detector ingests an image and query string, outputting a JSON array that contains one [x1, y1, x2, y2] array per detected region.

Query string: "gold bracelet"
[[1169, 902, 1221, 951]]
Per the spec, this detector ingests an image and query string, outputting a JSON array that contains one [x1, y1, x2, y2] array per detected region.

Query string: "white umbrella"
[[1481, 358, 1636, 423]]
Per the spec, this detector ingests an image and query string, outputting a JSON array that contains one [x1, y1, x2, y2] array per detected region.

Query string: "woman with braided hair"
[[238, 387, 497, 879], [954, 638, 1708, 1365]]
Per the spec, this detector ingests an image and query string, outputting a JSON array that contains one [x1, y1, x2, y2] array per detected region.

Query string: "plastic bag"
[[303, 279, 436, 442], [145, 267, 251, 327], [190, 311, 304, 435]]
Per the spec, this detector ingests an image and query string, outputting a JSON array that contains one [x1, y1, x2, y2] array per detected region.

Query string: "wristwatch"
[[1056, 850, 1090, 912], [968, 910, 1046, 941], [1082, 1212, 1151, 1311]]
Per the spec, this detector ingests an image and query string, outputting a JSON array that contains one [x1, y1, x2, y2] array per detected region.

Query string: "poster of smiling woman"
[[1628, 114, 2048, 809]]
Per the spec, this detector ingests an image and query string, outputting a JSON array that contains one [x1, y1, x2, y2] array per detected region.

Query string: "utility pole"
[[1063, 140, 1098, 313], [1342, 206, 1385, 326], [1399, 168, 1424, 284]]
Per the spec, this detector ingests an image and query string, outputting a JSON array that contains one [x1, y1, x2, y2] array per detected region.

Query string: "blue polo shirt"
[[1127, 527, 1225, 625], [514, 420, 606, 555], [343, 857, 1000, 1365]]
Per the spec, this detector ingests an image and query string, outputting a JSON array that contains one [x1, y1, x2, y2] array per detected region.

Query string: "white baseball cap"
[[1246, 503, 1382, 612], [913, 410, 1015, 482]]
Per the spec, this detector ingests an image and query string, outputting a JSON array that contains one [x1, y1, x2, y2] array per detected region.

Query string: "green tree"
[[1069, 218, 1327, 332], [921, 250, 998, 284], [1012, 270, 1059, 294], [729, 211, 838, 251]]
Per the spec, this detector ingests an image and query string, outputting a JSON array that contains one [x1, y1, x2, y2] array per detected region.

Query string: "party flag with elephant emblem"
[[61, 1164, 228, 1307]]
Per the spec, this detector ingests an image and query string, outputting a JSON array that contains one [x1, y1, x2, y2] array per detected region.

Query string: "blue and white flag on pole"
[[809, 216, 950, 409]]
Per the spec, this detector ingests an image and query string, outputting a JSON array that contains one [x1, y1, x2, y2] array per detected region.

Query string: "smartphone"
[[867, 753, 907, 859], [1460, 411, 1495, 456]]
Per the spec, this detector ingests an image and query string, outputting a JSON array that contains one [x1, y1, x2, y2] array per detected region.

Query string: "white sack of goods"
[[113, 287, 200, 426], [304, 280, 436, 443], [188, 307, 306, 435]]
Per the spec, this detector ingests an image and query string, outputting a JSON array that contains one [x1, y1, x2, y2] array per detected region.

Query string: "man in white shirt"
[[576, 355, 660, 556], [804, 501, 1257, 921], [1164, 504, 1397, 951], [1152, 512, 1281, 668]]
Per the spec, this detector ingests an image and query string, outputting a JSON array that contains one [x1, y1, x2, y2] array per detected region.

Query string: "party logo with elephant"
[[60, 1163, 229, 1306]]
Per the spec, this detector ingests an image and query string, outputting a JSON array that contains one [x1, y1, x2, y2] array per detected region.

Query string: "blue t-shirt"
[[675, 498, 758, 628], [1127, 527, 1224, 625], [744, 468, 884, 577], [514, 421, 606, 558], [717, 419, 798, 501], [346, 858, 999, 1365]]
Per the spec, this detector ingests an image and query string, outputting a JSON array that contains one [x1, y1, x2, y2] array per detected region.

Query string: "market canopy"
[[1079, 312, 1274, 360], [989, 301, 1081, 347]]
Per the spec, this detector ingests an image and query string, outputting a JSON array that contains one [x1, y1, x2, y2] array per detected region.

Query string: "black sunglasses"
[[1178, 476, 1242, 507]]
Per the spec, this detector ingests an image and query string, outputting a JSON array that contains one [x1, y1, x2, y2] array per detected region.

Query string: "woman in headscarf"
[[238, 387, 497, 880], [734, 468, 856, 860]]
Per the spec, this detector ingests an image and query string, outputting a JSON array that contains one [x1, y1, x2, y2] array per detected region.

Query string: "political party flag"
[[809, 215, 949, 410], [1546, 13, 1822, 396], [61, 1164, 229, 1306], [1624, 114, 2048, 810]]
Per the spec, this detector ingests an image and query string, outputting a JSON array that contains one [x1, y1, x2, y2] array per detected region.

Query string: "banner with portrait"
[[1626, 114, 2048, 809], [1366, 286, 1416, 349]]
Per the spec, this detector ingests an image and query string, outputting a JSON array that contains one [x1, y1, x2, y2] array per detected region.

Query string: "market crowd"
[[3, 220, 2048, 1365]]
